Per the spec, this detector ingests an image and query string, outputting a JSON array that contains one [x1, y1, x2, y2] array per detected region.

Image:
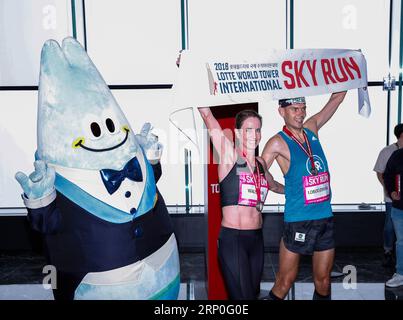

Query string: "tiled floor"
[[259, 282, 403, 300], [262, 248, 396, 283], [1, 248, 402, 300]]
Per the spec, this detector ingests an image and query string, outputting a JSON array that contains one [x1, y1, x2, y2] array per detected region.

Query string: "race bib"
[[238, 172, 268, 206], [303, 171, 330, 205]]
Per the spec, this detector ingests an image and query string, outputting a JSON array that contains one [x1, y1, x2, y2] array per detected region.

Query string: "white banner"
[[172, 49, 371, 117]]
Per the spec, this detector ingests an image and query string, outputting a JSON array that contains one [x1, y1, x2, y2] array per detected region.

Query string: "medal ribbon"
[[242, 152, 262, 205], [282, 126, 317, 175]]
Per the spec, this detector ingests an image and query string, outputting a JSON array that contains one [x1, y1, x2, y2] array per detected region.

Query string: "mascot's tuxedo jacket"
[[24, 163, 178, 300]]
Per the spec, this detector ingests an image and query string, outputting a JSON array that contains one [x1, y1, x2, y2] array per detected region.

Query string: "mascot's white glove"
[[135, 122, 163, 164], [15, 160, 56, 202]]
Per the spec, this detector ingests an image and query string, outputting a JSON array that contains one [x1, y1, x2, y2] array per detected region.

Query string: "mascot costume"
[[15, 37, 180, 300]]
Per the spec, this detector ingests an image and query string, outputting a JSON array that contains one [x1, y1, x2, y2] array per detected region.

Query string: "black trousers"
[[217, 226, 264, 300]]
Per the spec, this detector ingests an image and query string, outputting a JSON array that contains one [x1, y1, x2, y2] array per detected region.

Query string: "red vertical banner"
[[206, 103, 258, 300]]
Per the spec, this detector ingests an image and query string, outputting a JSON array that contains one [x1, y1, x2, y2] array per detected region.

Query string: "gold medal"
[[310, 167, 318, 176]]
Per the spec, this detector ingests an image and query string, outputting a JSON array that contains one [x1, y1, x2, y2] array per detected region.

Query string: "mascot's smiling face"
[[37, 37, 140, 170]]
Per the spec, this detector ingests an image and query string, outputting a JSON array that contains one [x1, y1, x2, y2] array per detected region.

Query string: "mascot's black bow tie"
[[100, 157, 143, 195]]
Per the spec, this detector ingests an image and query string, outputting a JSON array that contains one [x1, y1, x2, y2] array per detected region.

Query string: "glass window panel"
[[294, 0, 390, 81], [0, 91, 38, 207], [85, 0, 181, 84], [321, 87, 386, 203], [0, 0, 73, 86], [389, 87, 403, 142], [188, 0, 286, 51]]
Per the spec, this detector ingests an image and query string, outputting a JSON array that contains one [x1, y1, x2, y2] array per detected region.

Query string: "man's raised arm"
[[304, 91, 347, 135]]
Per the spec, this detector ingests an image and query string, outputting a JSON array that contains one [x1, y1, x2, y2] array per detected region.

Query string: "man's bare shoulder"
[[261, 134, 287, 164], [263, 133, 285, 152]]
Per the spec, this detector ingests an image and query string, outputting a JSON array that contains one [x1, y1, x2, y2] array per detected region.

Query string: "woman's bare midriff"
[[221, 205, 263, 230]]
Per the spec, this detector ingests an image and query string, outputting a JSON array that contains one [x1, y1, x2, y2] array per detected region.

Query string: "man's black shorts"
[[282, 216, 335, 255]]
